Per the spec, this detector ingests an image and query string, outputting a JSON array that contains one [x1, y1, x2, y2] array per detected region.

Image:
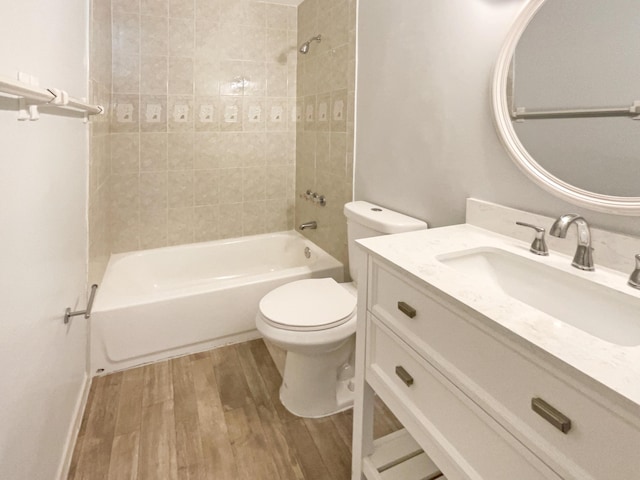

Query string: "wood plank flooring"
[[68, 339, 402, 480]]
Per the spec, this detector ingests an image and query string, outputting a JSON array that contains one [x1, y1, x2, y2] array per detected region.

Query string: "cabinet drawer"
[[366, 316, 560, 480], [369, 260, 640, 480]]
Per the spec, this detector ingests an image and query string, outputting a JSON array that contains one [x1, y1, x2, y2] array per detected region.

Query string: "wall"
[[295, 0, 357, 269], [0, 1, 90, 478], [108, 0, 298, 253], [89, 0, 113, 284], [355, 0, 640, 238]]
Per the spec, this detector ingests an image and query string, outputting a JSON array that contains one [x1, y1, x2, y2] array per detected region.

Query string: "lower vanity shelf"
[[362, 429, 444, 480]]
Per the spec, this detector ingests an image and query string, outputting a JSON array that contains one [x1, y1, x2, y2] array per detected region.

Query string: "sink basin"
[[437, 248, 640, 347]]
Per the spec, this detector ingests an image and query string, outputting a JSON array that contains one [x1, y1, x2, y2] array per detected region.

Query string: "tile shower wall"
[[89, 0, 113, 283], [109, 0, 298, 252], [295, 0, 356, 271]]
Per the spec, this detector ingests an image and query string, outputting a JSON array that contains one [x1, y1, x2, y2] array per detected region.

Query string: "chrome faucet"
[[299, 221, 317, 230], [549, 214, 594, 271]]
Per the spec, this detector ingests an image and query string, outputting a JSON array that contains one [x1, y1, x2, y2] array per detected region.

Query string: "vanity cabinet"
[[352, 255, 640, 480]]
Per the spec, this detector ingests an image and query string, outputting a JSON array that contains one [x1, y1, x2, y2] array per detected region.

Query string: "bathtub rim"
[[93, 230, 343, 312]]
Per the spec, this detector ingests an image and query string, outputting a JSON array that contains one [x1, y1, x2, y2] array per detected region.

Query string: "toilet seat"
[[259, 278, 356, 332]]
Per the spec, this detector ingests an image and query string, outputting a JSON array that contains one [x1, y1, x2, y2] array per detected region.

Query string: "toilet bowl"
[[256, 201, 427, 418], [255, 278, 357, 418]]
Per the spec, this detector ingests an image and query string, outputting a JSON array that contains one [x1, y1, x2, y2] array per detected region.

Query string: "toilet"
[[255, 201, 427, 418]]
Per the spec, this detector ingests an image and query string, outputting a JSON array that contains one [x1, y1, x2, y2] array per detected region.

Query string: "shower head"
[[299, 35, 322, 54]]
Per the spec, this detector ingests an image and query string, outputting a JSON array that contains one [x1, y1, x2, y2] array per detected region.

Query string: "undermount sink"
[[437, 248, 640, 347]]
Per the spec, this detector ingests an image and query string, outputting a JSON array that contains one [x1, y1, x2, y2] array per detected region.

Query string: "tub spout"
[[299, 221, 317, 230]]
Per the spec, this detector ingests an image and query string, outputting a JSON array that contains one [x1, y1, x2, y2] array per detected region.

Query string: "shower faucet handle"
[[516, 221, 549, 256]]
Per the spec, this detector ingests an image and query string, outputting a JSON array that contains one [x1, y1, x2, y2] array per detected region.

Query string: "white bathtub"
[[91, 231, 344, 374]]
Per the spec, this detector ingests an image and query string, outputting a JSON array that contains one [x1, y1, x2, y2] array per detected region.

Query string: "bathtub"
[[91, 231, 344, 374]]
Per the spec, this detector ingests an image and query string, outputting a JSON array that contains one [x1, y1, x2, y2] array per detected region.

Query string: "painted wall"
[[295, 0, 356, 270], [107, 0, 298, 253], [0, 1, 90, 479], [355, 0, 640, 237]]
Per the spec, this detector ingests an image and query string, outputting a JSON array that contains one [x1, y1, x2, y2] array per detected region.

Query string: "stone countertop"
[[357, 224, 640, 413]]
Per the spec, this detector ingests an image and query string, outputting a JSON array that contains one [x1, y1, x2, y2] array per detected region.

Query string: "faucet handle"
[[516, 222, 549, 256], [629, 254, 640, 289]]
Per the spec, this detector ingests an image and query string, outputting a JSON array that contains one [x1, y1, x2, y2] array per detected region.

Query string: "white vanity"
[[351, 200, 640, 480]]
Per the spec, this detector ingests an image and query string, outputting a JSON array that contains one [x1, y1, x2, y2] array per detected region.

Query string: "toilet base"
[[278, 338, 355, 418]]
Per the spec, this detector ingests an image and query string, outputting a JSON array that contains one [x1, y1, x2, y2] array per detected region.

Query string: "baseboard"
[[56, 372, 92, 480]]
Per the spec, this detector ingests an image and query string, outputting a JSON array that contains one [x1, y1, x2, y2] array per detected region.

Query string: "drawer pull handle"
[[395, 366, 414, 387], [397, 301, 417, 318], [531, 397, 572, 434]]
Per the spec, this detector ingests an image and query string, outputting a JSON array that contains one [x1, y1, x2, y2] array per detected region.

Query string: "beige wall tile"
[[168, 171, 194, 207], [242, 26, 266, 62], [194, 170, 219, 206], [140, 171, 168, 209], [243, 62, 265, 97], [111, 94, 140, 132], [112, 133, 140, 173], [94, 0, 301, 256], [141, 133, 168, 171], [113, 53, 140, 94], [141, 0, 168, 17], [113, 13, 140, 55], [140, 95, 168, 132], [139, 206, 168, 248], [111, 207, 140, 253], [169, 0, 194, 18], [241, 132, 266, 167], [194, 96, 220, 131], [168, 56, 194, 94], [195, 0, 219, 20], [219, 61, 244, 96], [194, 132, 220, 169], [218, 203, 243, 238], [294, 0, 356, 266], [242, 200, 266, 236], [266, 165, 290, 200], [219, 96, 243, 132], [113, 0, 140, 14], [245, 2, 266, 27], [194, 58, 220, 95], [141, 55, 168, 94], [168, 95, 195, 131], [141, 15, 168, 56], [266, 63, 288, 97], [168, 207, 194, 245], [243, 166, 266, 201], [169, 17, 195, 57], [218, 168, 243, 203], [243, 97, 266, 132], [194, 205, 219, 241], [266, 5, 289, 30], [168, 132, 195, 169]]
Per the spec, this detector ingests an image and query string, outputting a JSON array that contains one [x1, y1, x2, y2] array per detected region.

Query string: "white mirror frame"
[[492, 0, 640, 215]]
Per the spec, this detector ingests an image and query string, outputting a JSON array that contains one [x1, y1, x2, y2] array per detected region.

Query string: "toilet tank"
[[343, 201, 428, 284]]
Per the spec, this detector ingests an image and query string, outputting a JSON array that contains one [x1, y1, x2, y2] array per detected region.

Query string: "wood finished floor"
[[68, 339, 402, 480]]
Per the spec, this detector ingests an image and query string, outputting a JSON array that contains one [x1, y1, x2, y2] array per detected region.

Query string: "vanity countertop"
[[357, 223, 640, 412]]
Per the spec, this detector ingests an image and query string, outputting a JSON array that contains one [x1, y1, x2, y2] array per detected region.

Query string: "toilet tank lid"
[[343, 201, 428, 234]]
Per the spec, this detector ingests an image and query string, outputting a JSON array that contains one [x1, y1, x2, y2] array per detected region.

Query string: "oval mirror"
[[492, 0, 640, 215]]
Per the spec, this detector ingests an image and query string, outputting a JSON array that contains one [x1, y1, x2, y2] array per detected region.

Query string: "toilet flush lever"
[[516, 222, 549, 256]]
